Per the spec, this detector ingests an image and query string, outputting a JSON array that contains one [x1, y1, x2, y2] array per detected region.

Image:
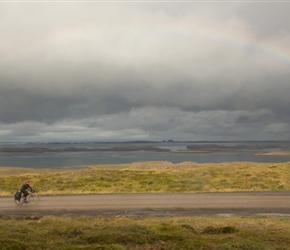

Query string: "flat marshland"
[[1, 161, 290, 249], [1, 161, 290, 195]]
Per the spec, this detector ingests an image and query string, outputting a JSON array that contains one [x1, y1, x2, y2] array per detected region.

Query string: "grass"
[[1, 161, 290, 196], [2, 161, 290, 249], [1, 215, 290, 249]]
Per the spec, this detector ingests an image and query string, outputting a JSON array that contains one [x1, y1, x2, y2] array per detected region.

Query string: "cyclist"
[[20, 180, 35, 203]]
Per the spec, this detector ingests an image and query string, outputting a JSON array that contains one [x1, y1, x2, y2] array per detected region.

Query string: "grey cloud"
[[236, 3, 290, 37], [0, 2, 290, 141], [1, 74, 290, 127]]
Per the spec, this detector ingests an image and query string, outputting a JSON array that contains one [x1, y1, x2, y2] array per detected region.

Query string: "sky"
[[0, 1, 290, 142]]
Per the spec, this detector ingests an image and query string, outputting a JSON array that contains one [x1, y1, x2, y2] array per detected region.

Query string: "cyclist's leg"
[[23, 191, 29, 203]]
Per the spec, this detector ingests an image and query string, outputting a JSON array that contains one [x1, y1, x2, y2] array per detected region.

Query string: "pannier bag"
[[14, 191, 21, 201]]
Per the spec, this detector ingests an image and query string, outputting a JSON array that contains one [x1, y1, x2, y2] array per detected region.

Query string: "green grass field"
[[1, 161, 290, 196], [1, 215, 290, 249], [1, 161, 290, 249]]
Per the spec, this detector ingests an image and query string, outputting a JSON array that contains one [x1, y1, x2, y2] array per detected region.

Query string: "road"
[[1, 192, 290, 217]]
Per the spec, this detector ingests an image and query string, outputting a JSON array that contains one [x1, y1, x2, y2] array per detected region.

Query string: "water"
[[1, 141, 290, 168]]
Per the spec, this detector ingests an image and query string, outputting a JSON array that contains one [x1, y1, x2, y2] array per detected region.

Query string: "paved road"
[[1, 192, 290, 217]]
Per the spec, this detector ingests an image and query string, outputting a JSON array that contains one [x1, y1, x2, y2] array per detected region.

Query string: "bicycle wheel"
[[14, 195, 25, 206], [28, 193, 39, 205]]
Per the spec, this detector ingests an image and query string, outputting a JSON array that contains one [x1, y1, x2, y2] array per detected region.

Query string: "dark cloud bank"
[[0, 2, 290, 142]]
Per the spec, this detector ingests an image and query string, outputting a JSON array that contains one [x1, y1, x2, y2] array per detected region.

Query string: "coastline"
[[1, 142, 290, 168], [1, 143, 290, 154], [255, 152, 290, 156]]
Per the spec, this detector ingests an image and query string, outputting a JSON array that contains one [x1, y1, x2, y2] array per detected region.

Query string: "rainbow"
[[3, 22, 290, 67], [182, 27, 290, 65]]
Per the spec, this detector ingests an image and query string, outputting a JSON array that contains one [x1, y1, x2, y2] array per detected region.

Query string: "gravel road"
[[1, 192, 290, 217]]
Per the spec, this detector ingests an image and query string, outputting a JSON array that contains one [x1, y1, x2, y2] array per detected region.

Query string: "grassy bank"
[[1, 215, 290, 250], [1, 161, 290, 196]]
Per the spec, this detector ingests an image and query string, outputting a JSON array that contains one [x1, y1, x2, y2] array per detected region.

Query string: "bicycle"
[[14, 191, 39, 206]]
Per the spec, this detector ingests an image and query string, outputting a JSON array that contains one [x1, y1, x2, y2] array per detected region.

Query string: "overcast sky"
[[0, 1, 290, 142]]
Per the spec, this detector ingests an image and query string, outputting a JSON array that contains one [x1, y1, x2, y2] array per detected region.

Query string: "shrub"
[[202, 226, 238, 235]]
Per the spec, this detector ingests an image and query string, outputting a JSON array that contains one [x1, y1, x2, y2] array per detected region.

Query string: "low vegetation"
[[1, 215, 290, 249], [1, 161, 290, 249], [1, 161, 290, 196]]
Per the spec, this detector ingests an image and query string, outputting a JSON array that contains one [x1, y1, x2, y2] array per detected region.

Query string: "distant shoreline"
[[1, 143, 290, 155], [0, 146, 170, 153], [255, 152, 290, 156]]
